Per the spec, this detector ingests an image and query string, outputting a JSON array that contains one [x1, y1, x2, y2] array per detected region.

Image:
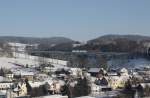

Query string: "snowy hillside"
[[107, 58, 150, 69]]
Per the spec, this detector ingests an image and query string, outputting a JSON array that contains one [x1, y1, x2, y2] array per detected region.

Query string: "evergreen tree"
[[73, 77, 91, 97], [25, 78, 32, 95]]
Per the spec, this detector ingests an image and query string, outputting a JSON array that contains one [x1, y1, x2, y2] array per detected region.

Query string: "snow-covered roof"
[[120, 68, 128, 73], [12, 68, 37, 76], [30, 78, 52, 86], [107, 72, 118, 76], [33, 95, 68, 98], [21, 72, 34, 76], [29, 81, 45, 88], [14, 87, 20, 92], [0, 90, 6, 95], [8, 42, 27, 47], [0, 76, 5, 82], [110, 75, 129, 81], [140, 83, 150, 88], [88, 68, 101, 73], [76, 96, 94, 98], [0, 76, 11, 82], [110, 76, 120, 80]]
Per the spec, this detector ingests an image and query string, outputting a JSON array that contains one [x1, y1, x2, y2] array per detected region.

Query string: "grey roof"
[[88, 68, 101, 73]]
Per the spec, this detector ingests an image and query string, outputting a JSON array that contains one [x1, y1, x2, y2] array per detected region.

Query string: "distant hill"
[[0, 36, 75, 45], [88, 34, 150, 45], [0, 34, 150, 52], [0, 36, 76, 52], [75, 34, 150, 53]]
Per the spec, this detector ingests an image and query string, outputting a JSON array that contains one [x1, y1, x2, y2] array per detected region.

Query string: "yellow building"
[[21, 72, 34, 81], [108, 76, 129, 89], [13, 82, 28, 97]]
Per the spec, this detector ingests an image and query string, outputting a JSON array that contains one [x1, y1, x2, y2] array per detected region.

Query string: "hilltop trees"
[[87, 38, 140, 53], [76, 54, 88, 68], [96, 55, 107, 70]]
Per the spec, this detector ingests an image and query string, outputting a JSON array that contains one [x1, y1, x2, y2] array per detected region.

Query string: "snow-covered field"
[[0, 57, 21, 69], [14, 52, 68, 66], [1, 42, 150, 70], [0, 57, 39, 69], [107, 58, 150, 68], [0, 56, 150, 70], [0, 57, 70, 70]]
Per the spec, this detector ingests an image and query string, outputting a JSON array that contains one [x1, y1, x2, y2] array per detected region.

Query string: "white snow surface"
[[0, 57, 38, 69], [0, 57, 20, 69], [107, 58, 150, 68], [0, 53, 69, 69]]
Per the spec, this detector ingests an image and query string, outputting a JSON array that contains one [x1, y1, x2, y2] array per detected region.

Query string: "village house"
[[70, 68, 83, 77], [0, 83, 13, 90], [0, 91, 6, 98], [36, 73, 49, 81], [20, 72, 34, 81], [42, 66, 54, 73], [88, 68, 107, 77], [88, 68, 101, 76], [13, 82, 27, 96], [108, 76, 125, 89], [12, 68, 35, 81], [119, 68, 129, 76], [5, 71, 14, 80], [108, 68, 130, 89]]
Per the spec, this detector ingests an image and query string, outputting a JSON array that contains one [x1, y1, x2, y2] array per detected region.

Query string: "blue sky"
[[0, 0, 150, 41]]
